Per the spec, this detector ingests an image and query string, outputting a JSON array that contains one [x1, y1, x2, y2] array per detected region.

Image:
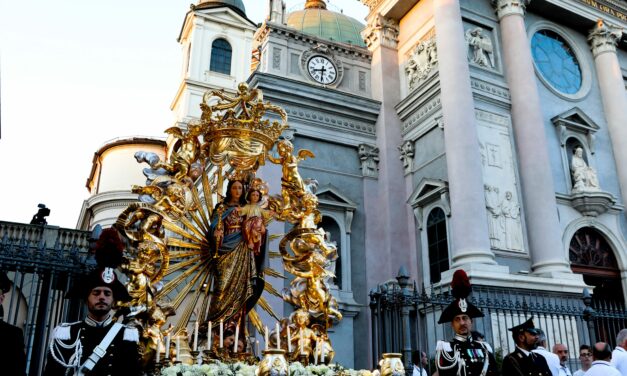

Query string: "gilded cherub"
[[290, 309, 318, 361], [153, 124, 202, 180], [267, 140, 315, 211]]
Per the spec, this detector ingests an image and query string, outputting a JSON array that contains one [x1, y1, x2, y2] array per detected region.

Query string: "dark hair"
[[579, 344, 591, 352], [224, 180, 247, 206], [592, 342, 612, 360], [246, 189, 261, 202], [412, 350, 421, 364]]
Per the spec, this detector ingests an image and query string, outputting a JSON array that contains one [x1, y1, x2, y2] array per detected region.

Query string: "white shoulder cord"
[[479, 342, 490, 376], [49, 328, 83, 372], [436, 345, 467, 376]]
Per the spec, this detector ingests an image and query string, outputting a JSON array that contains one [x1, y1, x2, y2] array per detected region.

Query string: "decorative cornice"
[[284, 107, 375, 135], [361, 0, 385, 11], [362, 13, 399, 50], [492, 0, 530, 19], [588, 19, 623, 58], [402, 96, 442, 135]]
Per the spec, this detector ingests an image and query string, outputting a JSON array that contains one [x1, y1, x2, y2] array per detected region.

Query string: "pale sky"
[[0, 0, 368, 228]]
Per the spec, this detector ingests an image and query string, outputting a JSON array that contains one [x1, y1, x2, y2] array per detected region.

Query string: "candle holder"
[[258, 349, 288, 376], [298, 353, 309, 366], [190, 350, 201, 365]]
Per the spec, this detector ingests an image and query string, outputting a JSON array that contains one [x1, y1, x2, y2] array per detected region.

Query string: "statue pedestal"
[[569, 191, 616, 217]]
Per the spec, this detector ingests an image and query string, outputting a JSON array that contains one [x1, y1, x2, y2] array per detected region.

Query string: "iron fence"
[[0, 221, 93, 376], [369, 268, 627, 375]]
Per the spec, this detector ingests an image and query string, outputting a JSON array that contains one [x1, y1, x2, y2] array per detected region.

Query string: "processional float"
[[114, 83, 348, 374]]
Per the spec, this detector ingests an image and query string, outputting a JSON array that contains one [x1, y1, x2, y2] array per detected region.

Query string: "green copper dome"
[[196, 0, 246, 17], [286, 2, 366, 48]]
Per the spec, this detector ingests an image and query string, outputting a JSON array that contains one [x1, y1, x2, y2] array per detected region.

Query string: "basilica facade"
[[76, 0, 627, 369]]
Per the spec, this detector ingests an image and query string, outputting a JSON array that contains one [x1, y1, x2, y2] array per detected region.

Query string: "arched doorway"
[[569, 227, 626, 344], [570, 227, 623, 304]]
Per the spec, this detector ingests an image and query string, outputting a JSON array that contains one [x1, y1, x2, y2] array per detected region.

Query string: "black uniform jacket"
[[501, 347, 552, 376], [436, 336, 500, 376], [44, 319, 141, 376], [0, 320, 27, 376]]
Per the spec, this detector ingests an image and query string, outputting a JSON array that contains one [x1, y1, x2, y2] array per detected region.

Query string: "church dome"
[[286, 0, 366, 48], [195, 0, 246, 18]]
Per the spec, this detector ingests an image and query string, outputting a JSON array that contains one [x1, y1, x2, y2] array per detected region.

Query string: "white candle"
[[233, 324, 240, 353], [164, 335, 171, 359], [314, 340, 318, 365], [299, 328, 304, 355], [176, 337, 180, 360], [256, 339, 260, 356], [321, 339, 325, 363], [265, 326, 269, 350], [275, 322, 280, 350], [287, 326, 292, 353], [193, 321, 199, 351], [156, 338, 161, 363], [208, 321, 212, 350], [219, 320, 224, 348]]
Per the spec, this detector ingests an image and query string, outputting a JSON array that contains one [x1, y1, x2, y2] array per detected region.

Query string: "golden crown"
[[200, 83, 288, 171]]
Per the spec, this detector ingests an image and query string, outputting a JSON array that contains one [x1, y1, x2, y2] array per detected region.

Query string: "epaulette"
[[123, 325, 140, 343], [52, 321, 81, 341], [436, 340, 452, 352]]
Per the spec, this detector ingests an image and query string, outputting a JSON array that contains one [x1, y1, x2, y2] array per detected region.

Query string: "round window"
[[531, 30, 582, 95]]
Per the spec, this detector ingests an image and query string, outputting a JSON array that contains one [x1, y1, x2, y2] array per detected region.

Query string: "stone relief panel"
[[272, 47, 282, 69], [358, 143, 379, 178], [398, 140, 415, 175], [476, 109, 525, 253], [465, 27, 495, 69], [405, 34, 438, 91]]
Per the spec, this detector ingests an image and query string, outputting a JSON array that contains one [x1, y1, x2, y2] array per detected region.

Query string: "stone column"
[[493, 0, 571, 276], [588, 20, 627, 209], [433, 0, 496, 267], [362, 14, 414, 286]]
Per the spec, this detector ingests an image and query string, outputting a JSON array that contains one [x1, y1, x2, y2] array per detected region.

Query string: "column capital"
[[362, 13, 399, 50], [588, 19, 623, 58], [492, 0, 530, 19]]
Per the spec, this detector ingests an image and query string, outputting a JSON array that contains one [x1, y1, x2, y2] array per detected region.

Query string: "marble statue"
[[571, 146, 600, 193]]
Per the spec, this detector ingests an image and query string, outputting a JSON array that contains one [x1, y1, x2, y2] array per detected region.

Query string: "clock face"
[[307, 56, 337, 84]]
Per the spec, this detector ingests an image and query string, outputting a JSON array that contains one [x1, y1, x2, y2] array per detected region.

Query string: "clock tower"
[[171, 0, 257, 127], [250, 0, 377, 368]]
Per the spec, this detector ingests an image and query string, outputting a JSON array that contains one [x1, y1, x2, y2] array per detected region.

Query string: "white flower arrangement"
[[160, 361, 371, 376]]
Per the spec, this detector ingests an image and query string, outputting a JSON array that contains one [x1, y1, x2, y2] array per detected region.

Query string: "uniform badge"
[[102, 267, 115, 283], [458, 298, 468, 313]]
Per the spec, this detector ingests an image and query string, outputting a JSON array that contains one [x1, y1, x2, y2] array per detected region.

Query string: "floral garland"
[[160, 361, 374, 376]]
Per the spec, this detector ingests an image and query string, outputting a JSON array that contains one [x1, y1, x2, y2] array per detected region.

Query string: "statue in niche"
[[405, 36, 438, 90], [465, 27, 494, 68], [500, 191, 522, 251], [570, 146, 600, 193], [484, 185, 503, 249]]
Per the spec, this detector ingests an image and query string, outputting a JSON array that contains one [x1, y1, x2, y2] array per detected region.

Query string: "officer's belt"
[[78, 322, 124, 375]]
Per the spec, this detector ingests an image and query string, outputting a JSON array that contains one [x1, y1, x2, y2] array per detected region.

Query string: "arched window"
[[320, 216, 342, 289], [427, 208, 449, 284], [210, 38, 232, 75]]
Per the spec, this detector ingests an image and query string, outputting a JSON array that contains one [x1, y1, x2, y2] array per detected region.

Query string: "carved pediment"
[[408, 178, 449, 211], [552, 107, 600, 135], [316, 185, 357, 209]]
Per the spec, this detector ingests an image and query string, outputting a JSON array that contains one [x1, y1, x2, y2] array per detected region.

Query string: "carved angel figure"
[[154, 124, 203, 180], [465, 27, 494, 68], [267, 140, 315, 211]]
